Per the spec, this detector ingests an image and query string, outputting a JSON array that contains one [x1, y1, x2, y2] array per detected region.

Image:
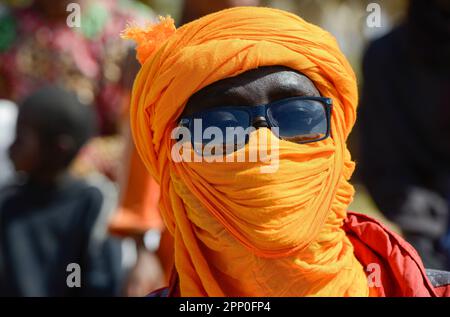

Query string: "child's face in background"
[[9, 115, 45, 175]]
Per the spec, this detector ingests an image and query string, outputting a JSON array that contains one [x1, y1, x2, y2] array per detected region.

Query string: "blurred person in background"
[[108, 0, 261, 296], [0, 99, 17, 187], [0, 0, 154, 182], [0, 86, 122, 296], [0, 0, 157, 296], [359, 0, 450, 270]]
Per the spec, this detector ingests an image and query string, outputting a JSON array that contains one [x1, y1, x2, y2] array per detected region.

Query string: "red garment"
[[345, 211, 449, 297], [154, 211, 450, 297]]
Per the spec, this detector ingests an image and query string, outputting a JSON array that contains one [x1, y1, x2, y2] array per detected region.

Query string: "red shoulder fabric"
[[153, 211, 450, 297], [434, 286, 450, 297], [344, 211, 438, 297]]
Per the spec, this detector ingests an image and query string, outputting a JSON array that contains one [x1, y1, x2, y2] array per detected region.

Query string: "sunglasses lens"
[[267, 99, 328, 143], [191, 110, 250, 155]]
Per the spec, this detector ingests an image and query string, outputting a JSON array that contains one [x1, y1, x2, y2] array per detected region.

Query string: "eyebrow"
[[183, 70, 320, 115], [194, 79, 316, 107]]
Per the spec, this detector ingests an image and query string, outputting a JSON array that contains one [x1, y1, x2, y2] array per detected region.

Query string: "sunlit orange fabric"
[[124, 7, 369, 296]]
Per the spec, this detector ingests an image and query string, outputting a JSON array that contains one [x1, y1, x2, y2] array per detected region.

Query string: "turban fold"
[[125, 7, 371, 296]]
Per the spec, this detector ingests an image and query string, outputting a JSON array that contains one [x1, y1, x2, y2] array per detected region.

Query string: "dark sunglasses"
[[178, 96, 332, 151]]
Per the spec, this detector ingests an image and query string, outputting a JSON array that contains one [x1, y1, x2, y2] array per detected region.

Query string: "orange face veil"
[[125, 7, 370, 296]]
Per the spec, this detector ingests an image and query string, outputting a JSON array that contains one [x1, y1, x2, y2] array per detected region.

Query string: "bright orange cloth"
[[124, 7, 369, 296]]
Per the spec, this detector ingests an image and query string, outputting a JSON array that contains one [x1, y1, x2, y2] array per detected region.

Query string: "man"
[[359, 0, 450, 270], [0, 86, 122, 296], [123, 7, 450, 296]]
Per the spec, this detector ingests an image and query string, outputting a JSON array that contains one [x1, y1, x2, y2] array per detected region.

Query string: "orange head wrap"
[[125, 7, 370, 296]]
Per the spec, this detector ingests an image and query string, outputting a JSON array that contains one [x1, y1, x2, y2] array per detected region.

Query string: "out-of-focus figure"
[[0, 0, 154, 181], [0, 0, 157, 297], [359, 0, 450, 270], [0, 99, 17, 187], [0, 86, 123, 296]]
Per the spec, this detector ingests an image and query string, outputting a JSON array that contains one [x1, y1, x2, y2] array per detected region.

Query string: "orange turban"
[[125, 7, 370, 296]]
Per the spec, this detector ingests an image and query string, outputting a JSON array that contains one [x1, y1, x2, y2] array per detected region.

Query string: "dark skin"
[[9, 114, 75, 185], [182, 65, 321, 125]]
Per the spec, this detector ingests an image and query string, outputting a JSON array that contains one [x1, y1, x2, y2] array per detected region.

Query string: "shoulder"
[[0, 182, 21, 206], [344, 211, 439, 296], [344, 211, 405, 245], [345, 211, 450, 297], [64, 177, 103, 203], [58, 177, 105, 225]]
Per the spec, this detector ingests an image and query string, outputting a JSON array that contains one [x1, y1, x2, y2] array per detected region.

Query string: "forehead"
[[183, 66, 320, 116], [192, 66, 317, 99]]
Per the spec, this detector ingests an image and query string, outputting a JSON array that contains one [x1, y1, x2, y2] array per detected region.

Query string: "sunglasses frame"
[[178, 96, 333, 146]]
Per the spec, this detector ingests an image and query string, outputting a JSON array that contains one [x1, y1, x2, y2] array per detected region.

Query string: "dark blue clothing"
[[0, 175, 122, 296], [358, 1, 450, 270]]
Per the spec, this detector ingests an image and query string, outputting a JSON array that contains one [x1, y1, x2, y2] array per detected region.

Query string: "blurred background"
[[1, 0, 449, 297]]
